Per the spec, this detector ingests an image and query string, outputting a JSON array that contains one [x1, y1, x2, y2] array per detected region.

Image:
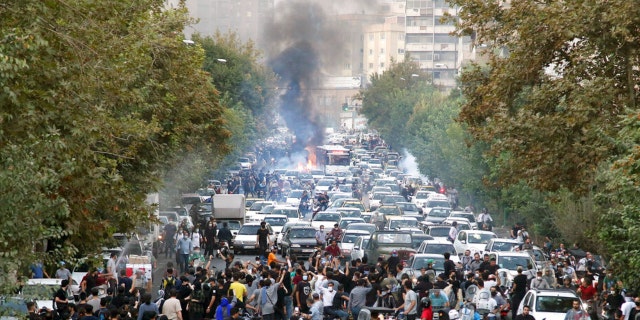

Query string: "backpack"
[[475, 290, 492, 315], [97, 308, 109, 320], [162, 276, 176, 299], [221, 306, 232, 320]]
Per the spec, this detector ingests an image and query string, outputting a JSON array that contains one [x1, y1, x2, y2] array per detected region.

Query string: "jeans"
[[285, 295, 293, 320], [351, 307, 361, 319], [406, 314, 416, 320], [325, 307, 349, 320], [179, 253, 190, 273]]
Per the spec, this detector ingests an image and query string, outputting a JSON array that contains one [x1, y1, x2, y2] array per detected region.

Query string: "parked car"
[[453, 230, 497, 254], [450, 211, 478, 229], [339, 218, 366, 230], [344, 223, 378, 234], [422, 224, 452, 241], [340, 230, 371, 259], [233, 223, 275, 254], [517, 289, 588, 320], [425, 207, 451, 224], [418, 239, 459, 255], [310, 212, 341, 230], [385, 216, 419, 230], [271, 206, 301, 223], [276, 221, 311, 249], [485, 238, 521, 252], [362, 231, 416, 263], [23, 279, 79, 310], [279, 226, 320, 259], [411, 234, 435, 250]]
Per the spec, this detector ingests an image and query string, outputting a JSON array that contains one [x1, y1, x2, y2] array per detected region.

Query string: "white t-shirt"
[[107, 258, 117, 278], [621, 301, 635, 320], [404, 289, 418, 315], [191, 232, 201, 248], [162, 297, 182, 320], [320, 287, 336, 307]]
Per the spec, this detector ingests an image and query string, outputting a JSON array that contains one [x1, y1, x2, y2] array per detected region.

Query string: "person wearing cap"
[[55, 261, 72, 282], [530, 270, 550, 289]]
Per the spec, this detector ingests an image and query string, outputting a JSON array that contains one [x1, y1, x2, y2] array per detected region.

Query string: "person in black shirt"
[[443, 252, 457, 278], [515, 305, 536, 320], [387, 251, 400, 277], [256, 221, 271, 260], [204, 218, 217, 257], [485, 258, 500, 276], [54, 280, 70, 319], [478, 254, 491, 273], [510, 267, 529, 320], [295, 275, 311, 314], [217, 222, 233, 246]]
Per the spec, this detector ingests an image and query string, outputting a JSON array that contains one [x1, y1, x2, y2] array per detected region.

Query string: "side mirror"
[[354, 246, 360, 250], [461, 240, 466, 244]]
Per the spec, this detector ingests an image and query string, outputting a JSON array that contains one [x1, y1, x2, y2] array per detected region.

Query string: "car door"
[[351, 236, 364, 261], [280, 230, 290, 253], [454, 230, 467, 254]]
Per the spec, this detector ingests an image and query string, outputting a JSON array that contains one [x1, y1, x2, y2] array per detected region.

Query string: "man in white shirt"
[[162, 289, 183, 320], [320, 282, 336, 316], [448, 222, 458, 243]]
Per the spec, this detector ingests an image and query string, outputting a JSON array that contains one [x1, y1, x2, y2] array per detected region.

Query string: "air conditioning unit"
[[433, 54, 440, 61]]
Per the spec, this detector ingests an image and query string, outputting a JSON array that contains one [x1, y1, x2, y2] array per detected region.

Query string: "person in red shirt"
[[420, 297, 433, 320], [325, 240, 342, 259], [578, 278, 597, 301]]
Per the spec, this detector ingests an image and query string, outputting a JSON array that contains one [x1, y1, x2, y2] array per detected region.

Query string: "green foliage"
[[358, 59, 432, 150], [450, 0, 640, 194], [0, 0, 230, 286]]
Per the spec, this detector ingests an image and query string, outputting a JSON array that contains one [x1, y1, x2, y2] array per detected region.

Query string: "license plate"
[[244, 246, 254, 249], [301, 249, 314, 253]]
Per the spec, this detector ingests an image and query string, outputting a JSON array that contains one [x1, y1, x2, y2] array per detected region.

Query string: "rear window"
[[238, 225, 260, 235], [429, 228, 450, 237], [536, 296, 578, 313], [289, 229, 316, 238], [264, 217, 287, 226], [377, 233, 411, 244]]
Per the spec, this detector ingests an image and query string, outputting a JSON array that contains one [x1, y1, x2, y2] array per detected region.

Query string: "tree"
[[0, 0, 230, 286], [358, 59, 432, 150], [449, 0, 640, 194]]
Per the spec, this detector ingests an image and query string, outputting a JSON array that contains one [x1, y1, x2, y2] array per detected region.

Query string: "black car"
[[279, 226, 319, 259]]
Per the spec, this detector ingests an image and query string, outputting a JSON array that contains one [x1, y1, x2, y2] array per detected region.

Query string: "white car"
[[233, 223, 276, 254], [489, 251, 538, 288], [449, 211, 479, 230], [263, 215, 288, 237], [310, 212, 342, 230], [23, 278, 80, 310], [340, 230, 371, 258], [271, 206, 301, 223], [517, 289, 588, 320], [369, 191, 391, 211], [417, 239, 459, 255], [237, 157, 252, 169], [315, 179, 335, 193], [286, 190, 306, 207], [350, 235, 371, 261], [453, 230, 497, 254], [245, 201, 277, 223]]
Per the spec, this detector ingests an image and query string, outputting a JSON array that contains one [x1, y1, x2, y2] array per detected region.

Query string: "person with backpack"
[[160, 269, 181, 301], [215, 297, 233, 320]]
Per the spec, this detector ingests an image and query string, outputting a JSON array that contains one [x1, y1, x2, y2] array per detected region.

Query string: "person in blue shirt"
[[30, 261, 49, 279]]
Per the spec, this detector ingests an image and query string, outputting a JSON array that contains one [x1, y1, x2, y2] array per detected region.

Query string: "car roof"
[[26, 278, 65, 285], [289, 225, 316, 230], [344, 230, 371, 235], [462, 230, 496, 235], [489, 251, 534, 257], [528, 288, 580, 297], [422, 239, 454, 244], [387, 216, 417, 220], [242, 222, 269, 226], [491, 238, 520, 243]]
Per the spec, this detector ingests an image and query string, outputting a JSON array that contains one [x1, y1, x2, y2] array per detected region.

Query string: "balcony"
[[405, 43, 435, 52]]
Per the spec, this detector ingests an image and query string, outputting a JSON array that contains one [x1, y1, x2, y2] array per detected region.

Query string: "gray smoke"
[[265, 0, 379, 152]]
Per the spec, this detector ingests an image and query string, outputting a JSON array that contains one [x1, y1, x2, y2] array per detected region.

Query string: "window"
[[369, 49, 373, 55], [369, 63, 374, 68], [380, 62, 385, 68], [380, 48, 385, 54], [369, 34, 374, 41], [344, 63, 351, 70], [380, 33, 385, 40], [398, 49, 405, 54]]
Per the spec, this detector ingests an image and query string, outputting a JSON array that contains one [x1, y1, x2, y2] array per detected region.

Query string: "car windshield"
[[429, 228, 450, 237], [398, 203, 419, 211], [314, 213, 340, 221], [348, 224, 376, 233], [536, 296, 579, 313], [264, 218, 287, 226], [238, 225, 260, 235], [377, 233, 412, 244], [338, 210, 361, 218], [342, 234, 363, 243], [499, 256, 534, 270], [415, 193, 429, 199], [390, 220, 418, 229], [318, 180, 334, 186], [427, 201, 450, 208], [259, 205, 275, 214], [249, 202, 270, 211], [226, 221, 241, 229], [468, 233, 496, 244], [289, 229, 316, 238], [412, 257, 445, 272], [343, 202, 365, 211], [423, 244, 456, 254], [378, 207, 399, 215], [382, 196, 404, 204], [429, 209, 450, 217], [492, 241, 519, 251], [452, 213, 476, 222], [373, 193, 389, 200]]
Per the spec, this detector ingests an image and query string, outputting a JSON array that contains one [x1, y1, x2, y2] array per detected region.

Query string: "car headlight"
[[291, 244, 301, 248]]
